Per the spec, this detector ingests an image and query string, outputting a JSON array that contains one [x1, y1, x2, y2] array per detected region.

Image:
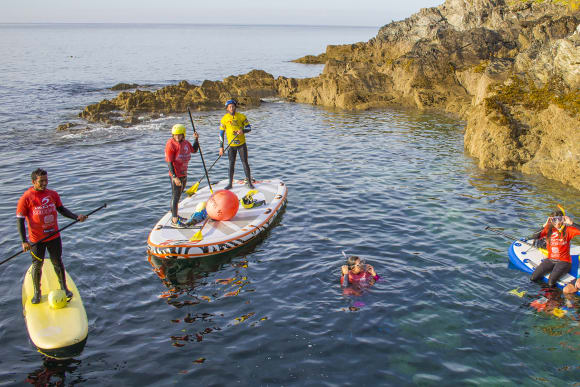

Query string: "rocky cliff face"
[[68, 0, 579, 189], [289, 0, 579, 189]]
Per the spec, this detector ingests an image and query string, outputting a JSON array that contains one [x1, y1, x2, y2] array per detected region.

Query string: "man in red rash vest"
[[17, 168, 87, 304], [530, 209, 580, 290], [165, 123, 199, 227]]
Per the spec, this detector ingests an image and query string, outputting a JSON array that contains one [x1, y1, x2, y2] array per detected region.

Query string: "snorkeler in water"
[[340, 252, 379, 289]]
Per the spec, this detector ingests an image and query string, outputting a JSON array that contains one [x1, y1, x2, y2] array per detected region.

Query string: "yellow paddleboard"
[[22, 260, 88, 359]]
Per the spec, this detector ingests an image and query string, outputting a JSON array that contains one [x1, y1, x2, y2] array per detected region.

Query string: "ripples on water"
[[0, 25, 579, 386]]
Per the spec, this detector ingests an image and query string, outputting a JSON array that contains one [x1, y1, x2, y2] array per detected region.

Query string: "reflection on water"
[[25, 357, 83, 386], [149, 253, 267, 351]]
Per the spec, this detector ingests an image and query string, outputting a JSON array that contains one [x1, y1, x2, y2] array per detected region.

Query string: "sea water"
[[0, 24, 579, 385]]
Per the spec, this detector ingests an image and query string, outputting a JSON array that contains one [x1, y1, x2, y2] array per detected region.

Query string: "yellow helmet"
[[240, 190, 259, 208], [172, 124, 186, 136], [48, 289, 68, 309]]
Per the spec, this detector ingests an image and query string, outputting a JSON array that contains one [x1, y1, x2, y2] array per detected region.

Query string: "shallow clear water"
[[0, 24, 579, 386]]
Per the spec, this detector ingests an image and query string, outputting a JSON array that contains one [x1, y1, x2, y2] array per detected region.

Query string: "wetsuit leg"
[[547, 261, 572, 288], [227, 146, 238, 187], [238, 143, 253, 184], [46, 237, 72, 298], [30, 242, 48, 304], [170, 176, 187, 219], [530, 259, 555, 282]]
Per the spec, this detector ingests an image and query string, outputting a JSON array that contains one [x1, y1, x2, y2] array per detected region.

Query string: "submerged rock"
[[56, 122, 77, 131], [110, 83, 141, 91]]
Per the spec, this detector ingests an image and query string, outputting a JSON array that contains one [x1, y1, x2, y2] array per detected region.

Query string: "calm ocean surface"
[[0, 24, 579, 386]]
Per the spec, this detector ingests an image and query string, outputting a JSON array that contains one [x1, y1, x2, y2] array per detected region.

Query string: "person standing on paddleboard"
[[165, 124, 199, 228], [17, 168, 87, 304], [219, 99, 254, 190], [530, 209, 580, 290]]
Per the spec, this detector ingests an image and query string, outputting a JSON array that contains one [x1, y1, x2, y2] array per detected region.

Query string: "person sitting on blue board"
[[165, 124, 199, 228], [17, 169, 87, 303], [529, 209, 580, 290], [340, 252, 379, 291], [218, 99, 254, 190]]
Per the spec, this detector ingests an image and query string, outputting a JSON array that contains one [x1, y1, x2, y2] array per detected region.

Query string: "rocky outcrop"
[[110, 83, 141, 91], [68, 0, 580, 189], [79, 70, 278, 126], [292, 53, 327, 64]]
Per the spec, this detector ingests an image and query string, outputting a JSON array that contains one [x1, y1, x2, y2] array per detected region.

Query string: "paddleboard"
[[147, 179, 287, 258], [22, 260, 88, 359], [508, 239, 580, 294]]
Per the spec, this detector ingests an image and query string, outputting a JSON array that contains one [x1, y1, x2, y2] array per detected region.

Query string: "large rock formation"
[[68, 0, 580, 189], [79, 70, 278, 126], [286, 0, 579, 189]]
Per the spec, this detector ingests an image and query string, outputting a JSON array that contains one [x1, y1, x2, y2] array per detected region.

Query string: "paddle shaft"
[[187, 108, 213, 194], [192, 132, 240, 187], [484, 226, 537, 249], [191, 217, 210, 241], [0, 203, 107, 267]]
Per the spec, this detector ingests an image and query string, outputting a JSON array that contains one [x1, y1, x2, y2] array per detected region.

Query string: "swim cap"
[[48, 289, 68, 309], [172, 124, 186, 136], [225, 99, 238, 108]]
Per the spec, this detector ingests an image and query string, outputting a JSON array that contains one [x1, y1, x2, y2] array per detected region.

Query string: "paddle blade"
[[190, 230, 203, 242], [557, 204, 566, 216], [186, 182, 200, 196], [539, 248, 548, 257]]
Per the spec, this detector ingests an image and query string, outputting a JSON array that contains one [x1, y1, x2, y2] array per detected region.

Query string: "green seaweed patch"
[[485, 75, 580, 119], [509, 0, 579, 10], [472, 60, 489, 74]]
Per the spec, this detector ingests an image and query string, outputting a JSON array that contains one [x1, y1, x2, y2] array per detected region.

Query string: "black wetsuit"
[[228, 143, 252, 185]]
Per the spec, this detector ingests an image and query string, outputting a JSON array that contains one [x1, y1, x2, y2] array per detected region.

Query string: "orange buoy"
[[206, 190, 239, 221]]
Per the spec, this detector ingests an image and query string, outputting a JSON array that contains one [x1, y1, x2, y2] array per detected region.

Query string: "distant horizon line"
[[0, 22, 381, 28]]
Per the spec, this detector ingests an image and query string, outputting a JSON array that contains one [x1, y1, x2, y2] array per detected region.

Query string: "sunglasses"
[[349, 260, 366, 269]]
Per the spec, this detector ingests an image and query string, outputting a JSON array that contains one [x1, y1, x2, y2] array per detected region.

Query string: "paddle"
[[190, 217, 210, 242], [187, 107, 213, 195], [484, 226, 548, 256], [185, 132, 241, 196], [0, 203, 107, 267]]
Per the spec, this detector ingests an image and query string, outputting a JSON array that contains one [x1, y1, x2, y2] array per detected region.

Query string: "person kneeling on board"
[[528, 209, 580, 290], [340, 253, 379, 289], [17, 168, 87, 304], [165, 124, 199, 228]]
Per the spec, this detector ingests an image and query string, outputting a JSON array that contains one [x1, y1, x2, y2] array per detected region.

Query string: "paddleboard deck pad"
[[508, 240, 580, 294], [22, 260, 88, 359], [148, 179, 287, 258]]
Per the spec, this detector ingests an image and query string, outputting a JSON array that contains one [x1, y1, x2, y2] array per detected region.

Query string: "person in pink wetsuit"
[[340, 253, 379, 295]]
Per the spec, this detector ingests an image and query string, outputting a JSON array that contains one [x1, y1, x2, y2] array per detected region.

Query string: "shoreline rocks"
[[64, 0, 580, 190]]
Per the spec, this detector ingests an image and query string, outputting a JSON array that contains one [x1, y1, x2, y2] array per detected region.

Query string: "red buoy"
[[206, 190, 239, 221]]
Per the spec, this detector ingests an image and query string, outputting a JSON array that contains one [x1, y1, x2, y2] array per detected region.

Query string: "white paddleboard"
[[148, 179, 287, 258]]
